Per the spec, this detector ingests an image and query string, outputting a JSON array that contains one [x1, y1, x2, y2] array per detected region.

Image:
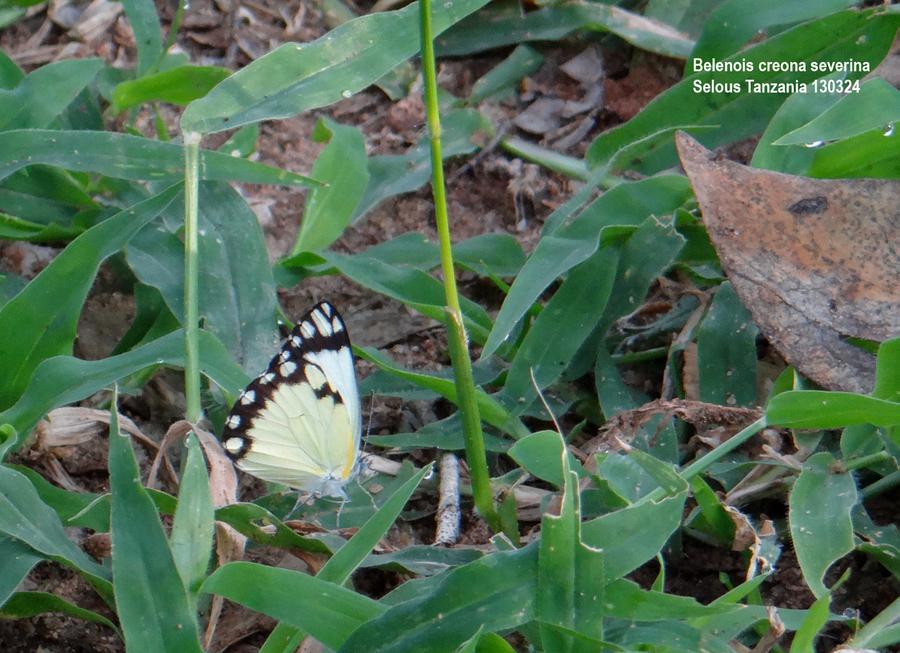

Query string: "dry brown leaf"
[[676, 132, 900, 393]]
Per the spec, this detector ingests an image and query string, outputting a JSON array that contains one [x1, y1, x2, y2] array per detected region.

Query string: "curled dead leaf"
[[676, 132, 899, 393]]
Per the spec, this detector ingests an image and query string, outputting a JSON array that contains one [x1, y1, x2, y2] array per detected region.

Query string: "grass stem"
[[420, 0, 498, 531], [183, 132, 202, 423]]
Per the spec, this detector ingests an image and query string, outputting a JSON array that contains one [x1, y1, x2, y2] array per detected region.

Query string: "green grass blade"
[[766, 391, 900, 428], [774, 78, 900, 145], [0, 58, 102, 130], [202, 562, 384, 649], [0, 185, 181, 411], [320, 464, 433, 584], [587, 9, 899, 174], [788, 589, 831, 653], [0, 329, 247, 449], [437, 1, 693, 59], [120, 0, 163, 75], [690, 0, 857, 60], [538, 436, 606, 652], [482, 176, 690, 359], [111, 65, 231, 113], [170, 434, 214, 598], [696, 282, 758, 407], [0, 591, 118, 635], [503, 246, 619, 406], [181, 0, 491, 133], [0, 465, 111, 593], [0, 536, 45, 605], [582, 487, 688, 581], [789, 452, 857, 598], [292, 118, 369, 255], [126, 182, 279, 373], [0, 130, 317, 186], [108, 391, 204, 652], [356, 346, 527, 438], [337, 545, 538, 653]]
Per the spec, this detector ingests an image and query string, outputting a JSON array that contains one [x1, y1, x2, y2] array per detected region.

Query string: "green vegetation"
[[0, 0, 897, 651]]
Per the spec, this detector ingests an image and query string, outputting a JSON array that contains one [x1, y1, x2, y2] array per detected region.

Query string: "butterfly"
[[221, 302, 362, 500]]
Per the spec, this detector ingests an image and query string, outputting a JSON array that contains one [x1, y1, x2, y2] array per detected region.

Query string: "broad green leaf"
[[0, 212, 81, 242], [0, 181, 83, 225], [539, 437, 605, 652], [352, 109, 486, 222], [0, 329, 246, 452], [453, 233, 525, 278], [874, 337, 900, 402], [775, 78, 900, 146], [0, 58, 103, 130], [644, 0, 727, 40], [751, 73, 844, 174], [504, 245, 619, 405], [266, 465, 434, 650], [1, 164, 95, 209], [605, 578, 736, 619], [789, 590, 832, 652], [808, 126, 900, 178], [215, 503, 333, 554], [789, 452, 856, 598], [9, 465, 107, 531], [366, 413, 511, 453], [593, 213, 686, 345], [202, 562, 384, 649], [127, 182, 279, 373], [508, 430, 585, 488], [0, 185, 181, 412], [0, 536, 43, 605], [594, 350, 677, 464], [0, 130, 316, 186], [0, 465, 111, 593], [582, 489, 688, 581], [469, 44, 543, 104], [320, 464, 433, 583], [120, 0, 163, 76], [766, 391, 900, 428], [437, 1, 693, 59], [338, 545, 538, 653], [586, 10, 899, 174], [170, 434, 214, 597], [456, 629, 515, 653], [308, 250, 494, 344], [112, 65, 231, 112], [596, 452, 658, 503], [688, 476, 735, 544], [218, 124, 260, 158], [357, 346, 527, 439], [0, 591, 118, 633], [482, 175, 691, 359], [109, 394, 204, 652], [690, 0, 856, 60], [181, 0, 491, 133], [0, 48, 23, 88], [293, 118, 368, 254], [501, 136, 588, 180], [696, 282, 758, 407], [358, 545, 483, 576]]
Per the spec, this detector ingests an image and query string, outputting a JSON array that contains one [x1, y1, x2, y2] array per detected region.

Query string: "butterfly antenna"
[[530, 368, 563, 436]]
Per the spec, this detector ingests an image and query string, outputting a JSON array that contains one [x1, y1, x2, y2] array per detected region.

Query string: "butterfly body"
[[222, 302, 361, 499]]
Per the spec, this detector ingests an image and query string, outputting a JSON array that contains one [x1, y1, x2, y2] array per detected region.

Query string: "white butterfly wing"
[[221, 302, 361, 497]]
